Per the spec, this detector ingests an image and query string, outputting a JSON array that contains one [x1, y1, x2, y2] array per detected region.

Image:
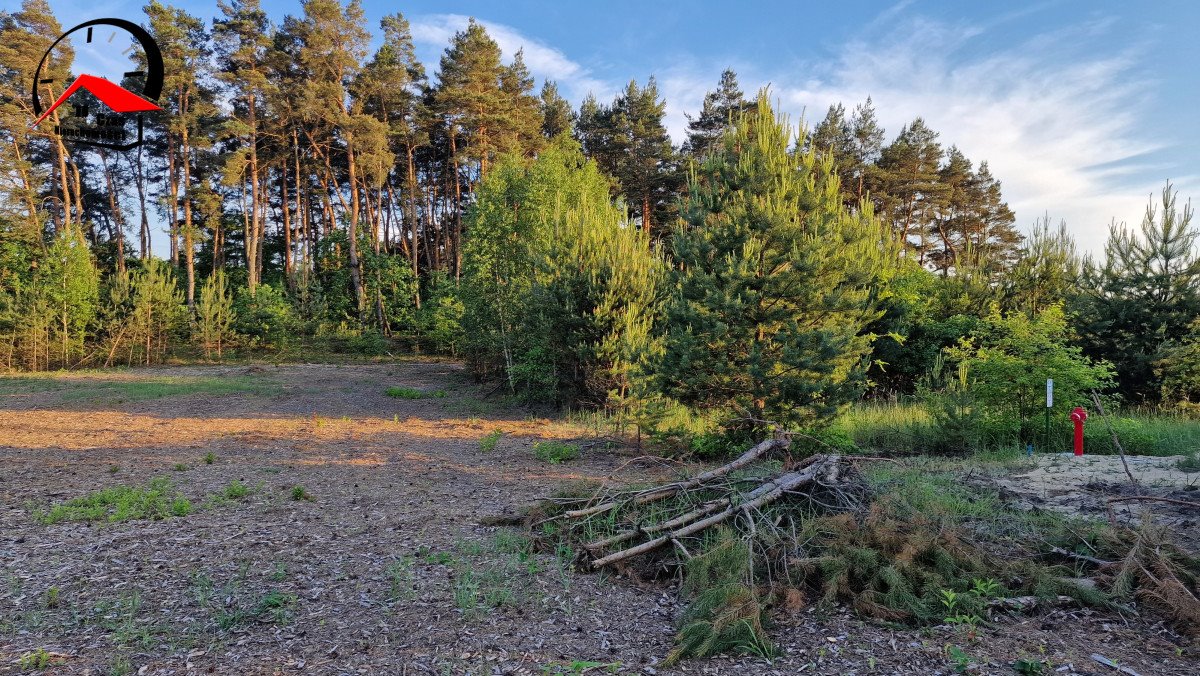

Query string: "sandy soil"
[[1, 363, 1196, 675]]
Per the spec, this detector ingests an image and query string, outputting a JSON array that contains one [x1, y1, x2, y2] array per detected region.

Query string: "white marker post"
[[1045, 379, 1053, 453]]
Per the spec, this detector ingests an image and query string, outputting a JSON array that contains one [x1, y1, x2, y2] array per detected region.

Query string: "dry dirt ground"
[[1, 363, 1196, 675]]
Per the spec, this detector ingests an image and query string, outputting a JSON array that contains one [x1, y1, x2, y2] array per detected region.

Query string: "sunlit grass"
[[0, 371, 279, 402]]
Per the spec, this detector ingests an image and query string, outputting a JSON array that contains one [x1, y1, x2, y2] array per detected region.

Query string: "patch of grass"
[[0, 372, 280, 402], [386, 557, 416, 601], [479, 429, 503, 453], [107, 654, 133, 676], [215, 589, 297, 630], [533, 440, 580, 464], [203, 452, 216, 465], [107, 464, 120, 474], [172, 463, 189, 472], [289, 485, 312, 501], [385, 386, 448, 400], [34, 477, 192, 524]]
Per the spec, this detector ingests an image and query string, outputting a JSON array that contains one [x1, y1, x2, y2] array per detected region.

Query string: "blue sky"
[[38, 0, 1200, 253]]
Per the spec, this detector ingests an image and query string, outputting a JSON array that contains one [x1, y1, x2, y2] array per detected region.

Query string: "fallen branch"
[[1106, 496, 1200, 510], [1090, 390, 1139, 487]]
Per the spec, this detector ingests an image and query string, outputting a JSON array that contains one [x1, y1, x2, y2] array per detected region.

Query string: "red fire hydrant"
[[1070, 406, 1088, 456]]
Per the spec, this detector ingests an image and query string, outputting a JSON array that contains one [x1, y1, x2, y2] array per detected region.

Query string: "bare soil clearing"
[[1, 363, 1196, 675]]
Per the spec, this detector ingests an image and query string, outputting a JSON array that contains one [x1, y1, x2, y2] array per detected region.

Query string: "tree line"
[[1, 0, 1197, 434]]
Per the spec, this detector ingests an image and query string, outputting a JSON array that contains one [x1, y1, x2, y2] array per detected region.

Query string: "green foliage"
[[34, 477, 192, 524], [1075, 184, 1200, 403], [419, 272, 464, 355], [478, 429, 503, 453], [945, 305, 1114, 442], [1155, 318, 1200, 413], [233, 283, 296, 347], [919, 357, 982, 454], [660, 94, 894, 431], [667, 528, 773, 665], [290, 485, 312, 501], [18, 648, 56, 670], [461, 137, 664, 409], [194, 271, 236, 359], [532, 440, 580, 464]]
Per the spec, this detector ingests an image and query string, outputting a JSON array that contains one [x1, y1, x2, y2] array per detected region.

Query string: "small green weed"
[[479, 430, 503, 453], [945, 644, 973, 673], [533, 441, 580, 464], [107, 465, 120, 474], [386, 557, 416, 601], [44, 585, 61, 609], [18, 648, 56, 670], [289, 485, 312, 501], [203, 452, 216, 465], [1014, 658, 1049, 675], [386, 386, 424, 399], [173, 463, 189, 472]]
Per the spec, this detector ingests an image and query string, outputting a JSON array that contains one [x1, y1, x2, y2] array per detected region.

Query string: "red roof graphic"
[[31, 73, 160, 128]]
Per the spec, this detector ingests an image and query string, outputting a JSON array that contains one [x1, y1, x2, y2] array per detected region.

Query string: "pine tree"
[[847, 97, 885, 203], [354, 12, 427, 292], [683, 68, 746, 159], [660, 94, 893, 430], [1003, 216, 1080, 315], [213, 0, 274, 292], [293, 0, 373, 314], [871, 118, 946, 261], [0, 0, 72, 235], [146, 0, 220, 311], [577, 78, 681, 239], [539, 80, 574, 139], [1076, 183, 1200, 402]]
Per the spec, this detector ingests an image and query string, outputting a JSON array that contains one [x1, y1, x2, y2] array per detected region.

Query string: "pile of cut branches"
[[530, 438, 1200, 665], [539, 439, 867, 573]]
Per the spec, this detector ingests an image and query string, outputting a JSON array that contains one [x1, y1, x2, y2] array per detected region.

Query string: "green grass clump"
[[479, 430, 503, 453], [533, 441, 580, 464], [35, 477, 191, 524], [289, 485, 312, 501], [385, 385, 448, 399], [203, 452, 216, 465], [222, 480, 251, 500]]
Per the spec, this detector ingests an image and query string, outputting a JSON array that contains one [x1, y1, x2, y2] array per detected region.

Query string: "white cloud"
[[409, 13, 611, 102]]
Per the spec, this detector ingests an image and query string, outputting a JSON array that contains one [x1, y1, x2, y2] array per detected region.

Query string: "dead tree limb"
[[1090, 390, 1139, 487]]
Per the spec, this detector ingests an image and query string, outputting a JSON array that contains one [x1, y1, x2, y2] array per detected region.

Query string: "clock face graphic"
[[30, 18, 164, 150]]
